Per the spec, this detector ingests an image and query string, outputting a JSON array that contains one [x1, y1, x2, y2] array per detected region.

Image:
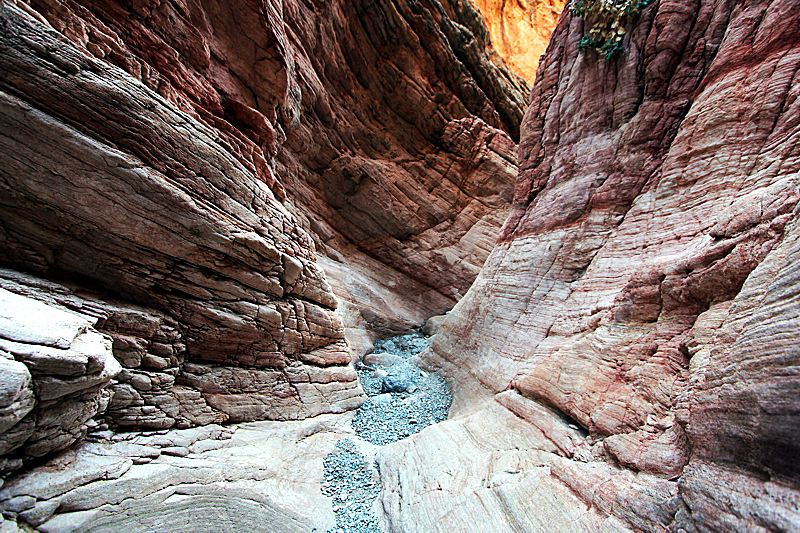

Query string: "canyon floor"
[[0, 333, 452, 533]]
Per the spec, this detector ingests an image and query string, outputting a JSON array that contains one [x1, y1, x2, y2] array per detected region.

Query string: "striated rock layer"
[[0, 3, 365, 442], [0, 416, 354, 532], [0, 0, 526, 451], [13, 0, 526, 355], [395, 0, 800, 531], [0, 281, 119, 474]]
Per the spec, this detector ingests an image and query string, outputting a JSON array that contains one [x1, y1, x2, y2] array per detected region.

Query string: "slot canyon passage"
[[0, 0, 799, 530]]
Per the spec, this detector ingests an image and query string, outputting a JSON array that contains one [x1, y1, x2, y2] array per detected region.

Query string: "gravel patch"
[[353, 367, 450, 445], [322, 333, 452, 532], [321, 439, 381, 533]]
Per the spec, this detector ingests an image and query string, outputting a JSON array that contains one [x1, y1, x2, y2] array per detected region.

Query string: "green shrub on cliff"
[[571, 0, 650, 60]]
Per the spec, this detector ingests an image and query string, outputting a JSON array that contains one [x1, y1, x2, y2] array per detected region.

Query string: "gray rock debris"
[[324, 333, 452, 532], [380, 364, 420, 393], [322, 439, 381, 533], [354, 333, 451, 446]]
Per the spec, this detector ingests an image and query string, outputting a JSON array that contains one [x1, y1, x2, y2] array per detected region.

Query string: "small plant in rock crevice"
[[571, 0, 651, 60]]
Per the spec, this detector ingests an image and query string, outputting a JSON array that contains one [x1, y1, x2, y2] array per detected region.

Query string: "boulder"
[[362, 352, 405, 368], [381, 364, 420, 394]]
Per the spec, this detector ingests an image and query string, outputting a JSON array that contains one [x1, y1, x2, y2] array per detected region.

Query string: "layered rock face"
[[270, 0, 526, 352], [0, 1, 364, 448], [387, 0, 800, 531], [5, 0, 798, 529], [0, 0, 524, 465], [0, 279, 119, 474], [0, 416, 351, 532], [11, 0, 525, 355]]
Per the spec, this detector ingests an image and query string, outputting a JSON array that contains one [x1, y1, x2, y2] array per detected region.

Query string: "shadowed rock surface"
[[0, 3, 365, 444], [0, 0, 523, 449]]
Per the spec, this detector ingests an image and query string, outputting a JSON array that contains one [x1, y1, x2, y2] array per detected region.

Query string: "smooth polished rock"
[[421, 314, 447, 337], [0, 289, 88, 349], [1, 416, 355, 532]]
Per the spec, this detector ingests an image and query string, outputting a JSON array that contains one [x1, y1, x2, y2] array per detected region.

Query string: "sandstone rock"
[[34, 342, 119, 402], [47, 493, 312, 533], [1, 416, 354, 532], [0, 289, 87, 349], [2, 0, 797, 531], [18, 499, 60, 527], [318, 253, 454, 358], [0, 358, 34, 435], [412, 0, 800, 529], [472, 0, 566, 82], [11, 0, 524, 353], [0, 449, 132, 503], [0, 286, 120, 470], [0, 270, 215, 434], [1, 496, 34, 514], [0, 0, 528, 460], [0, 5, 365, 435], [421, 314, 448, 337], [378, 399, 640, 533], [363, 352, 405, 368], [0, 517, 21, 533], [678, 461, 800, 532]]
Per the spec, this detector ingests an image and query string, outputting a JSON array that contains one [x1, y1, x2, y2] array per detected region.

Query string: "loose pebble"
[[322, 333, 452, 533]]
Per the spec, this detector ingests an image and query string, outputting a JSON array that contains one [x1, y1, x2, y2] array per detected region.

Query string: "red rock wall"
[[421, 0, 800, 529], [21, 0, 526, 350], [0, 0, 526, 434], [472, 0, 565, 82], [0, 4, 365, 432]]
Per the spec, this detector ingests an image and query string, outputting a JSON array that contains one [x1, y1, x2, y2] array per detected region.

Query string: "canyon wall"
[[0, 3, 363, 468], [3, 0, 797, 529], [385, 0, 800, 531], [16, 0, 527, 355], [0, 0, 527, 468], [2, 0, 530, 357]]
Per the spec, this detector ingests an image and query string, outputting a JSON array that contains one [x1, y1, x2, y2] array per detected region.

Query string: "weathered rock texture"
[[0, 415, 354, 532], [472, 0, 565, 82], [0, 0, 525, 440], [6, 0, 526, 356], [262, 0, 527, 350], [0, 2, 364, 441], [0, 281, 119, 475], [393, 0, 800, 531]]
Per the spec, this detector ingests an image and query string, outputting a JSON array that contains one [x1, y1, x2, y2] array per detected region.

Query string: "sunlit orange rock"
[[471, 0, 566, 83]]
